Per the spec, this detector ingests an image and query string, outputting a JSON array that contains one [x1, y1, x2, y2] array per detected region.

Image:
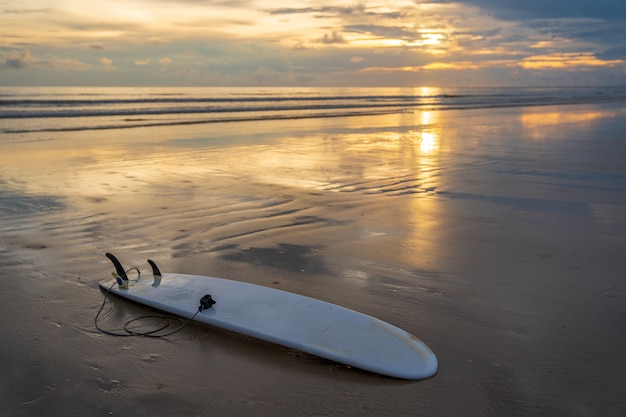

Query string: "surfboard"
[[99, 253, 438, 379]]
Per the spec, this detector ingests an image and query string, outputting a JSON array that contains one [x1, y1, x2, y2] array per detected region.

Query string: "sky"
[[1, 0, 625, 86]]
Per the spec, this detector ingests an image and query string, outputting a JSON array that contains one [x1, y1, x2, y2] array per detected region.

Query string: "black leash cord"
[[95, 268, 199, 338]]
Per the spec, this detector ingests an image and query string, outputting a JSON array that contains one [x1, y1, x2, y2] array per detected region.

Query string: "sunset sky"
[[1, 0, 625, 86]]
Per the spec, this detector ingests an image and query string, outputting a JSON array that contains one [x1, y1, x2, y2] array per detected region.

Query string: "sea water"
[[2, 85, 626, 134]]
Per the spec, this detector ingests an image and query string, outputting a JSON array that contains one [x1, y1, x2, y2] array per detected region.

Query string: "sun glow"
[[419, 32, 445, 46], [520, 53, 622, 69], [417, 87, 442, 97], [421, 62, 480, 70]]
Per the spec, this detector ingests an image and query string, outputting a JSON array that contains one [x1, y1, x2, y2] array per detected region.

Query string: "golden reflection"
[[416, 86, 441, 97], [521, 110, 617, 127], [405, 194, 441, 269], [1, 109, 450, 272], [419, 131, 438, 154], [420, 110, 435, 125], [519, 108, 621, 139], [417, 111, 440, 155], [403, 110, 442, 269]]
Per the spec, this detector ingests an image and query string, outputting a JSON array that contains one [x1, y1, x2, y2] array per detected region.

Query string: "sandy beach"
[[1, 102, 625, 416]]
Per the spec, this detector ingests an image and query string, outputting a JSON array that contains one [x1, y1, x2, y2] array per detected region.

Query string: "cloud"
[[1, 49, 91, 71], [2, 49, 33, 69], [443, 0, 626, 20], [319, 31, 346, 44], [343, 23, 418, 44], [599, 45, 626, 60], [99, 57, 116, 70], [269, 6, 366, 16], [42, 56, 92, 70], [1, 0, 625, 86], [2, 8, 54, 14], [268, 3, 407, 20], [519, 52, 623, 69]]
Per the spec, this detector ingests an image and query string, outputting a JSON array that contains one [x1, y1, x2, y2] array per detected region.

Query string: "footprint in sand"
[[94, 378, 121, 393]]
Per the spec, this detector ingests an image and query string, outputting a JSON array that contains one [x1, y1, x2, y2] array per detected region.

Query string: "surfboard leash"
[[95, 264, 201, 338]]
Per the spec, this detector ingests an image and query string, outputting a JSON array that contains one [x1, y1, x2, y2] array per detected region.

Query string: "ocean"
[[2, 85, 626, 133]]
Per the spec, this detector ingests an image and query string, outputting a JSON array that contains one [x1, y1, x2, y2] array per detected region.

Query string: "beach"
[[1, 97, 625, 416]]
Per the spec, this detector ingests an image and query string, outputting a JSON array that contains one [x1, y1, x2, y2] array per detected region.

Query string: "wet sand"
[[1, 103, 625, 416]]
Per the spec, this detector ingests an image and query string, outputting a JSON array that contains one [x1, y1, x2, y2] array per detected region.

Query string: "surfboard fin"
[[106, 252, 129, 289], [147, 259, 162, 287]]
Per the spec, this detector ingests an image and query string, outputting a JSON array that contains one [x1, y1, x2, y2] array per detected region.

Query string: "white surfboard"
[[99, 253, 438, 379]]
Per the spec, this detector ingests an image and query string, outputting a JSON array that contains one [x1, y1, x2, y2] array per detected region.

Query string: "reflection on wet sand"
[[520, 106, 626, 140], [0, 111, 449, 283], [406, 111, 442, 269], [520, 107, 623, 129]]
